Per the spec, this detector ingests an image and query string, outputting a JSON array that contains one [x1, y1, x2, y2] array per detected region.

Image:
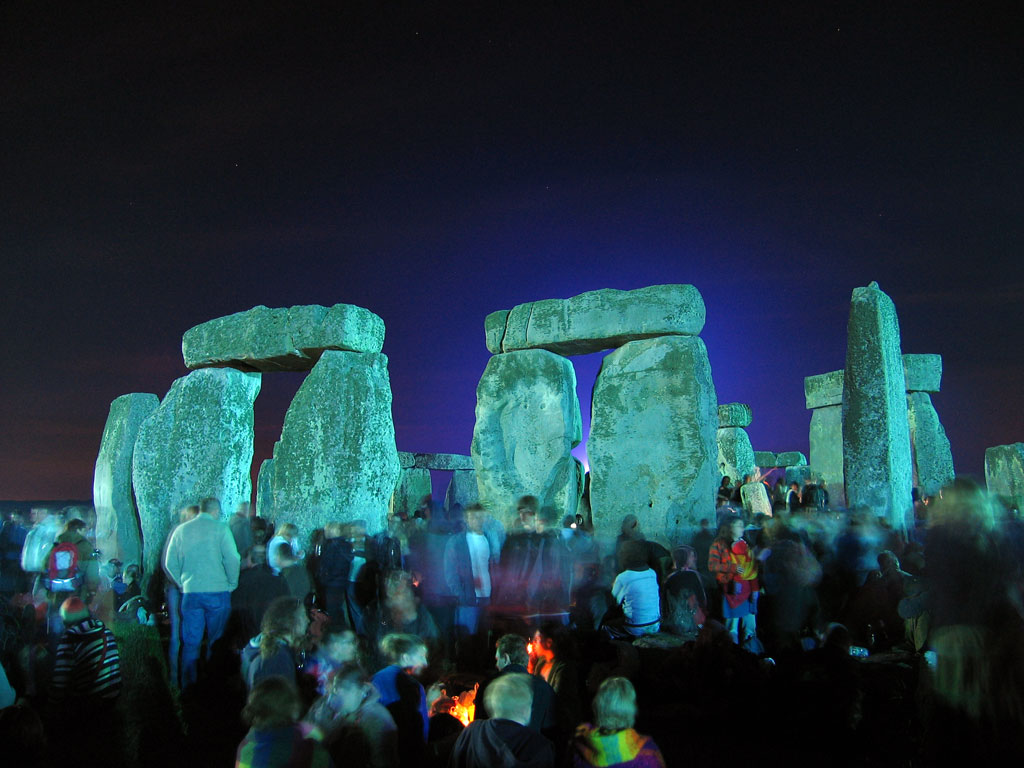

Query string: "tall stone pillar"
[[264, 350, 400, 541], [903, 354, 954, 496], [805, 370, 846, 507], [133, 368, 261, 573], [589, 335, 718, 543], [842, 282, 913, 532], [471, 349, 582, 527], [985, 443, 1024, 511], [93, 393, 159, 566], [716, 403, 755, 484]]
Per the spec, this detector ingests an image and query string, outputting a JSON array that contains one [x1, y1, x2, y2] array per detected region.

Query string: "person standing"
[[164, 496, 240, 687], [445, 504, 497, 646]]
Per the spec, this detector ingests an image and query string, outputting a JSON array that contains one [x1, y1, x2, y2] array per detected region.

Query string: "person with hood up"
[[449, 672, 554, 768]]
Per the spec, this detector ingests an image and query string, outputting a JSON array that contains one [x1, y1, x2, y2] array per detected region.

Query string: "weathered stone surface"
[[93, 393, 159, 566], [740, 481, 773, 517], [907, 392, 954, 495], [263, 350, 400, 540], [398, 452, 415, 469], [183, 304, 385, 372], [754, 451, 778, 467], [775, 451, 807, 467], [808, 405, 846, 507], [985, 443, 1024, 511], [471, 350, 583, 526], [717, 427, 756, 483], [785, 466, 813, 486], [804, 369, 845, 410], [444, 470, 480, 512], [589, 336, 718, 543], [903, 354, 942, 393], [718, 403, 752, 429], [413, 453, 474, 471], [484, 310, 510, 355], [256, 458, 274, 519], [392, 468, 432, 517], [133, 368, 261, 573], [842, 282, 914, 530], [486, 284, 706, 356]]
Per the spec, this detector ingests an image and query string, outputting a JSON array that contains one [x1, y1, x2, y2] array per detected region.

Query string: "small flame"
[[452, 700, 475, 726], [527, 642, 533, 655]]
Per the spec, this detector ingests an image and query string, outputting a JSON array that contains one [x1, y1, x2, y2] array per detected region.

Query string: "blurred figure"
[[661, 546, 707, 636], [317, 521, 353, 628], [230, 544, 290, 649], [530, 623, 581, 732], [241, 596, 309, 691], [449, 673, 554, 768], [304, 628, 359, 695], [373, 633, 430, 765], [708, 517, 760, 648], [230, 502, 253, 562], [445, 504, 497, 656], [367, 570, 439, 664], [235, 676, 330, 768], [0, 510, 29, 593], [570, 676, 665, 768], [268, 522, 304, 576]]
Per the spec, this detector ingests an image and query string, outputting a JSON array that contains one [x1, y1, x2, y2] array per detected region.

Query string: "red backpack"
[[46, 542, 83, 592]]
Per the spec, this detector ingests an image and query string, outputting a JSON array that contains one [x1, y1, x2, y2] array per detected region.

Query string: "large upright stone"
[[486, 285, 705, 356], [264, 350, 400, 540], [133, 369, 261, 573], [445, 470, 480, 512], [589, 335, 718, 543], [717, 427, 755, 483], [393, 468, 432, 517], [93, 393, 159, 566], [740, 481, 773, 517], [256, 458, 275, 519], [183, 304, 385, 372], [985, 443, 1024, 511], [842, 282, 913, 530], [471, 350, 582, 526], [808, 405, 846, 507], [907, 391, 955, 495]]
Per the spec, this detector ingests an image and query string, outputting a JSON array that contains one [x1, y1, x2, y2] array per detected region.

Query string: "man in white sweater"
[[164, 496, 240, 687]]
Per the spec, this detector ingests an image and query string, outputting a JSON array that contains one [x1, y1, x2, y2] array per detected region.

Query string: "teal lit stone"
[[907, 391, 954, 495], [775, 451, 807, 467], [718, 403, 752, 429], [413, 453, 474, 471], [985, 443, 1024, 511], [754, 451, 778, 467], [445, 470, 480, 512], [393, 468, 432, 517], [717, 427, 756, 482]]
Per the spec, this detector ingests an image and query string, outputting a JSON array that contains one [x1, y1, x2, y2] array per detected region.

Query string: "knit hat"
[[59, 596, 91, 624]]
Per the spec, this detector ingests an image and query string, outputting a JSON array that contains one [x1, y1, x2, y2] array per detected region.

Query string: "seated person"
[[449, 673, 554, 768], [611, 541, 661, 636], [661, 546, 707, 635], [235, 676, 329, 768], [570, 677, 665, 768]]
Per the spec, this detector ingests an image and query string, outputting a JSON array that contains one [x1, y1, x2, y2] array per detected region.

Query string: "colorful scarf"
[[573, 724, 666, 767]]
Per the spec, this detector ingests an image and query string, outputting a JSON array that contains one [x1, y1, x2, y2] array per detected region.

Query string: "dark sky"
[[2, 3, 1022, 500]]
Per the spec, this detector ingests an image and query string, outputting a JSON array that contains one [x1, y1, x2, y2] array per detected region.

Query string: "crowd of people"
[[1, 473, 1022, 766]]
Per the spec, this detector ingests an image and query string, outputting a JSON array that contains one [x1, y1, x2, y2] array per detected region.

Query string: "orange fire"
[[451, 699, 475, 726]]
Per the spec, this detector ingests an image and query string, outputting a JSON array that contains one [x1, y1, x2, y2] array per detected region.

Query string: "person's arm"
[[707, 541, 738, 582], [222, 526, 241, 591], [164, 530, 183, 589]]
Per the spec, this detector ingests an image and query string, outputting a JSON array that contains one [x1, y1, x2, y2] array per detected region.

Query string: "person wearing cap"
[[50, 596, 122, 704]]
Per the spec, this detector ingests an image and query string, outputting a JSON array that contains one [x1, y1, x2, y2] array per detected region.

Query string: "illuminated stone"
[[133, 368, 261, 573], [842, 282, 913, 530], [754, 451, 777, 467], [486, 284, 705, 356], [398, 452, 415, 469], [263, 350, 400, 540], [182, 303, 384, 372], [589, 336, 717, 543], [445, 470, 480, 512], [255, 458, 274, 519], [907, 392, 954, 495], [412, 453, 474, 471], [808, 405, 846, 507], [804, 369, 845, 410], [393, 468, 432, 518], [985, 443, 1024, 511], [93, 393, 159, 567], [471, 349, 582, 526], [717, 403, 752, 428], [775, 451, 807, 467], [903, 354, 942, 393], [717, 427, 756, 483]]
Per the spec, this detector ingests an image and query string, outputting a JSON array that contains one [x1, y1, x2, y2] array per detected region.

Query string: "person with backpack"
[[43, 519, 99, 636], [20, 508, 63, 586]]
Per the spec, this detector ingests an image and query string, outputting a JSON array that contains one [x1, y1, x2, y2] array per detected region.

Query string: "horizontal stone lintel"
[[805, 353, 942, 409]]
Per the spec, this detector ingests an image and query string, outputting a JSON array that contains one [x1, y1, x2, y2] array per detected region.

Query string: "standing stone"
[[133, 369, 261, 573], [842, 282, 913, 531], [264, 350, 400, 541], [445, 470, 480, 513], [93, 393, 159, 566], [717, 427, 755, 484], [471, 349, 582, 527], [985, 444, 1024, 511], [256, 458, 275, 519], [805, 370, 847, 508], [486, 285, 706, 356], [393, 468, 432, 517], [907, 391, 955, 496], [589, 335, 718, 543], [740, 481, 773, 517]]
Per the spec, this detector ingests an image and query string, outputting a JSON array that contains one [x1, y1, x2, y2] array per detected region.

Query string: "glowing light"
[[452, 700, 475, 726]]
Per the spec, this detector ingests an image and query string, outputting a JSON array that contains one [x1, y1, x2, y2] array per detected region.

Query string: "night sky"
[[3, 4, 1022, 501]]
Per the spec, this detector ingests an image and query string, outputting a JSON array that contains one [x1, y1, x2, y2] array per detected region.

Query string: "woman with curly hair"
[[241, 596, 309, 690]]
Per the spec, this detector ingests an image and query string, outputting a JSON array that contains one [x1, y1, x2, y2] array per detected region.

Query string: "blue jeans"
[[180, 591, 230, 687]]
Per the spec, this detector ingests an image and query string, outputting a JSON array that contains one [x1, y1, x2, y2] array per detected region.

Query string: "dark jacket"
[[449, 719, 554, 768], [479, 664, 557, 736]]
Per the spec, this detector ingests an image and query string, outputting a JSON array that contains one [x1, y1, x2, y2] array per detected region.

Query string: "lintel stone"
[[718, 403, 752, 428], [413, 453, 474, 471]]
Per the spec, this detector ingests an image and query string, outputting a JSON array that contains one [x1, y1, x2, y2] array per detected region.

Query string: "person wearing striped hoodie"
[[49, 596, 122, 705]]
